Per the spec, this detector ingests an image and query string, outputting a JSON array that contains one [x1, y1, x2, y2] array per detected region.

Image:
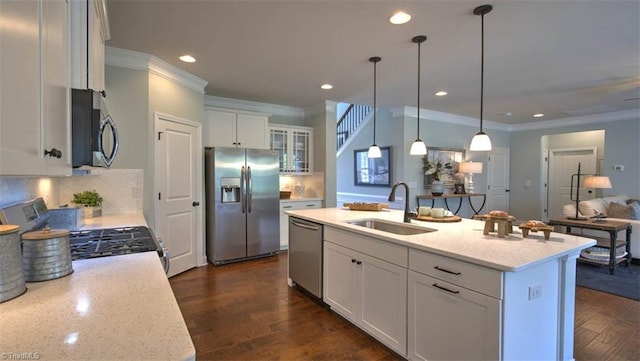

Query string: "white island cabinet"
[[286, 207, 596, 361], [324, 227, 407, 356]]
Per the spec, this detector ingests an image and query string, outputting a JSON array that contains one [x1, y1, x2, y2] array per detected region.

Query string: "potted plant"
[[423, 159, 453, 196], [72, 190, 103, 218]]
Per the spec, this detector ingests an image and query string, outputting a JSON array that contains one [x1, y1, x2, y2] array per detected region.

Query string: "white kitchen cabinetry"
[[279, 200, 322, 249], [205, 109, 269, 149], [269, 125, 313, 174], [0, 0, 70, 176], [70, 0, 109, 91], [323, 227, 408, 356], [408, 271, 501, 361]]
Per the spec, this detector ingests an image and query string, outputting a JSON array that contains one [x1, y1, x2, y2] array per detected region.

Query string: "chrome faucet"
[[388, 181, 416, 223]]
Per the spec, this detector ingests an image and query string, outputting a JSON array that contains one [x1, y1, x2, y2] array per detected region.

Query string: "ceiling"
[[105, 0, 640, 125]]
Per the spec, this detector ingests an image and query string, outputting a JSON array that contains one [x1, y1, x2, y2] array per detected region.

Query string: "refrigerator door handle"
[[241, 166, 246, 214], [247, 166, 253, 213]]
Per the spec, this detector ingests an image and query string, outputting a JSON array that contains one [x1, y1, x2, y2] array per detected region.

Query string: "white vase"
[[431, 180, 444, 196]]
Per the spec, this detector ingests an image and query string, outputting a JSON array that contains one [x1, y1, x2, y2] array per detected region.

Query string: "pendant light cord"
[[417, 40, 421, 135], [480, 11, 485, 133], [373, 59, 377, 144]]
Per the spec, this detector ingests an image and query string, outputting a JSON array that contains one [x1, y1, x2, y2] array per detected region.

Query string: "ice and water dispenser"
[[220, 177, 241, 203]]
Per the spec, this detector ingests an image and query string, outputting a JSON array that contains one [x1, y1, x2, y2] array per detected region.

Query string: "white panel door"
[[487, 147, 510, 213], [547, 148, 597, 219], [156, 113, 202, 277]]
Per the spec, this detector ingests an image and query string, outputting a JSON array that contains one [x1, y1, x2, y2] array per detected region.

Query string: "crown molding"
[[303, 101, 337, 118], [105, 47, 208, 94], [507, 109, 639, 132], [204, 95, 304, 117], [398, 106, 510, 131]]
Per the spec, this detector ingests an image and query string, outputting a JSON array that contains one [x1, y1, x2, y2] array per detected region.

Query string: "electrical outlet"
[[528, 284, 542, 300], [614, 164, 624, 172]]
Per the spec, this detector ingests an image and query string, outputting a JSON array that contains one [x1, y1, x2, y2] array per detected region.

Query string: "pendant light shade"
[[368, 56, 382, 158], [410, 35, 427, 156], [469, 4, 493, 152]]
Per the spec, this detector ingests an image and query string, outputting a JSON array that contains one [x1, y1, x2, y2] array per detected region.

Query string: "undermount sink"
[[346, 218, 436, 235]]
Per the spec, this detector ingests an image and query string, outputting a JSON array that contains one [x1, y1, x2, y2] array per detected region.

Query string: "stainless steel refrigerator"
[[205, 147, 280, 265]]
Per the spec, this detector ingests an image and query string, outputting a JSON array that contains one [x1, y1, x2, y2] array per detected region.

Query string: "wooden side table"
[[416, 193, 486, 216], [548, 218, 632, 275]]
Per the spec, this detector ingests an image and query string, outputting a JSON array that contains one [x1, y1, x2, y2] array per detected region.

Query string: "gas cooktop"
[[69, 226, 161, 260]]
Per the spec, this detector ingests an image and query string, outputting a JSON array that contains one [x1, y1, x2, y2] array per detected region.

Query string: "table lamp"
[[583, 175, 612, 222], [458, 161, 483, 193]]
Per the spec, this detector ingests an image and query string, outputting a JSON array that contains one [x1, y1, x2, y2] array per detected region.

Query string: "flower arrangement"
[[423, 159, 453, 181]]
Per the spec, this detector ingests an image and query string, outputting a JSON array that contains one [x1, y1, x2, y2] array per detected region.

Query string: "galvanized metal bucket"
[[0, 225, 26, 303], [21, 228, 73, 282]]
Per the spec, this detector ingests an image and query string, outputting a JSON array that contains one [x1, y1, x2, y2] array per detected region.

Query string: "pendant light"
[[368, 56, 382, 158], [410, 35, 427, 156], [469, 4, 493, 151]]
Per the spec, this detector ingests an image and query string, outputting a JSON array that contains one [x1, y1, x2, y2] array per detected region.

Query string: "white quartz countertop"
[[280, 197, 323, 202], [0, 252, 195, 361], [80, 213, 147, 229], [286, 208, 596, 272]]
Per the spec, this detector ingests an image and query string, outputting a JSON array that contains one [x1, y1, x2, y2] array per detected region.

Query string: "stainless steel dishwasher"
[[288, 216, 323, 299]]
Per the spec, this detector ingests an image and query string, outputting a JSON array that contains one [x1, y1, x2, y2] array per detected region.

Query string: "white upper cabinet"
[[0, 0, 71, 176], [70, 0, 110, 91], [204, 109, 269, 149], [269, 125, 313, 174]]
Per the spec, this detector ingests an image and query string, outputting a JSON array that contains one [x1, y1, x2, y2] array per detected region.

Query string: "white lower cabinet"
[[324, 240, 407, 356], [407, 270, 501, 361], [279, 200, 321, 249]]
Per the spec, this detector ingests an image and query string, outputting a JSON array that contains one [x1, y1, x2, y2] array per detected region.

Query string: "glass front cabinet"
[[269, 125, 313, 174]]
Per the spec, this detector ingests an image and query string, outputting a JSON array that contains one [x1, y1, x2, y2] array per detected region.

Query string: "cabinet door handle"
[[351, 259, 357, 263], [434, 266, 462, 275], [432, 283, 460, 294], [356, 261, 362, 265], [44, 148, 62, 158], [282, 206, 293, 209]]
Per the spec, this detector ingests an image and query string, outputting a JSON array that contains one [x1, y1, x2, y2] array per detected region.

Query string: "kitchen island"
[[286, 207, 596, 361], [0, 252, 195, 361]]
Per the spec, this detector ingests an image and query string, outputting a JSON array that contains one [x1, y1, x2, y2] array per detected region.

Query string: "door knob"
[[192, 201, 200, 207], [44, 148, 62, 158]]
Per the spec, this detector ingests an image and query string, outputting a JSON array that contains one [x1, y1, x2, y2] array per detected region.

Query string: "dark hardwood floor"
[[169, 252, 639, 361]]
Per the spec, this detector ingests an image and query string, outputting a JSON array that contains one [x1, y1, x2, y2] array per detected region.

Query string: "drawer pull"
[[434, 266, 461, 275], [282, 206, 293, 209], [432, 283, 460, 294], [351, 259, 357, 263], [305, 204, 316, 207]]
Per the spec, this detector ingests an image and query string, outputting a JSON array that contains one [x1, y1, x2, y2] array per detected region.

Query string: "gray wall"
[[105, 65, 205, 228], [335, 107, 510, 216], [510, 117, 639, 220], [305, 101, 337, 208]]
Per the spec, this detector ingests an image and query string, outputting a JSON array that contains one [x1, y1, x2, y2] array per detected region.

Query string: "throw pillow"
[[603, 194, 630, 205], [578, 198, 608, 217], [607, 201, 640, 220], [626, 199, 640, 205]]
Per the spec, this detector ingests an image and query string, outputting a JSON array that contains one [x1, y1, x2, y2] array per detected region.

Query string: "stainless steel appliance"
[[288, 216, 323, 299], [205, 147, 280, 265], [0, 198, 169, 274], [71, 89, 119, 169]]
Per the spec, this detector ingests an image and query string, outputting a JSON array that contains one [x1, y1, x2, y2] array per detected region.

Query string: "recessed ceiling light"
[[390, 11, 411, 25], [179, 55, 196, 63], [320, 84, 333, 90], [434, 91, 448, 97], [533, 113, 545, 118]]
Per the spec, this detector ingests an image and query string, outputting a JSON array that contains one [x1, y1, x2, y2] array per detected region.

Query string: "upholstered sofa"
[[562, 194, 640, 261]]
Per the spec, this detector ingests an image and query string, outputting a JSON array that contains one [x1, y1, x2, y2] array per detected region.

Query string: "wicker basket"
[[343, 202, 389, 211]]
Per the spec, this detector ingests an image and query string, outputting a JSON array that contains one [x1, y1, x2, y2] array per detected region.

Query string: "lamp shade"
[[410, 139, 427, 155], [470, 132, 492, 151], [583, 176, 612, 189], [367, 145, 382, 158], [458, 161, 483, 174]]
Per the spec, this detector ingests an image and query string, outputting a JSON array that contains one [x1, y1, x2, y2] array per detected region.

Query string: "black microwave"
[[71, 89, 119, 168]]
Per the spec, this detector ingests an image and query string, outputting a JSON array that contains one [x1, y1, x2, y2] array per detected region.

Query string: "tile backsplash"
[[58, 169, 143, 214], [279, 172, 324, 199], [0, 169, 143, 215]]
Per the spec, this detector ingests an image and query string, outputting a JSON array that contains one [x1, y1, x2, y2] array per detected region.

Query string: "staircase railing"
[[336, 104, 372, 150]]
